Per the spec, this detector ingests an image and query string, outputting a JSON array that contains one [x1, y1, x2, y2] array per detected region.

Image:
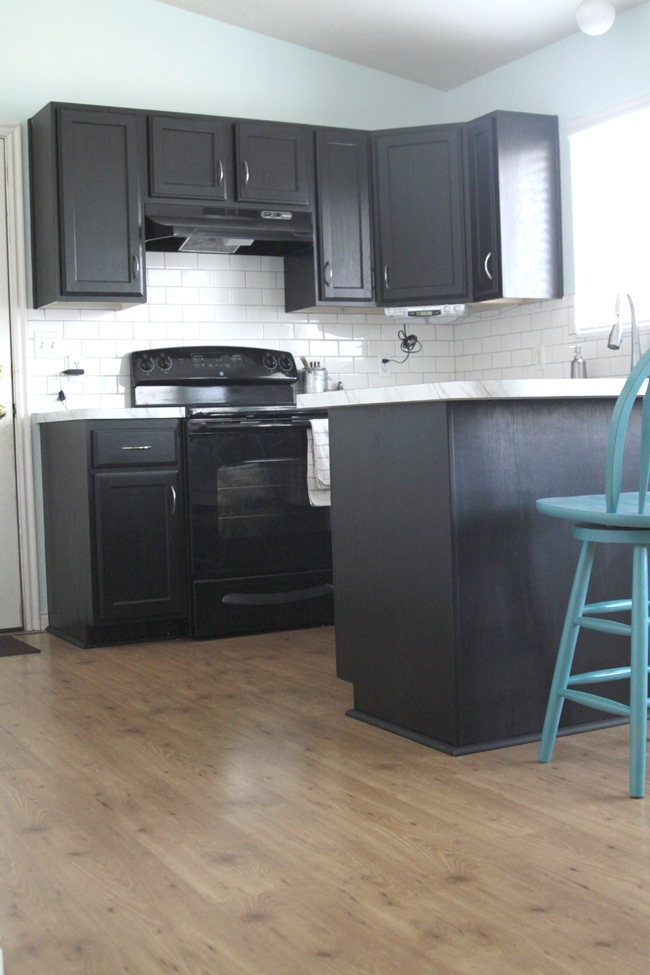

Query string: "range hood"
[[145, 202, 313, 255]]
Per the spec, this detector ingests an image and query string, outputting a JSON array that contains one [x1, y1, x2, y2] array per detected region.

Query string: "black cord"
[[382, 328, 422, 365]]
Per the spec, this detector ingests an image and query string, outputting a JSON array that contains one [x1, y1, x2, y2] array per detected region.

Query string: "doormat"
[[0, 635, 41, 657]]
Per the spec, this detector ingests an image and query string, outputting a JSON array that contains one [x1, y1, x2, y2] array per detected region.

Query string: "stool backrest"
[[606, 345, 650, 513]]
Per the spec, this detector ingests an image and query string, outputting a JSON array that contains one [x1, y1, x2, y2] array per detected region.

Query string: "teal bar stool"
[[537, 347, 650, 798]]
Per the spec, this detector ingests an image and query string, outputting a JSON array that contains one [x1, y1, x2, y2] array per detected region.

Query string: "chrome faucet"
[[608, 292, 641, 370]]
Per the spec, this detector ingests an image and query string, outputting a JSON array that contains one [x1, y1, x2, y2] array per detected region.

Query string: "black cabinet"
[[94, 469, 185, 621], [29, 104, 146, 307], [236, 121, 310, 204], [467, 112, 563, 301], [39, 420, 187, 648], [373, 125, 468, 305], [316, 129, 373, 302], [148, 114, 233, 201]]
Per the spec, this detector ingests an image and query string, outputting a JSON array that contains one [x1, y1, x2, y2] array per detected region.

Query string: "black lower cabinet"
[[94, 470, 185, 622], [40, 420, 188, 648]]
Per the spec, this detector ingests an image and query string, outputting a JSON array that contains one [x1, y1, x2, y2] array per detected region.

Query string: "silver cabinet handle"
[[484, 251, 493, 281], [243, 160, 250, 186], [384, 264, 389, 289], [132, 254, 140, 279], [324, 261, 332, 286], [170, 484, 176, 515], [217, 159, 224, 186], [122, 445, 152, 450]]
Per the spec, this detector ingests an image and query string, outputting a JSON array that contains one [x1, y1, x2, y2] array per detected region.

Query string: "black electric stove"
[[129, 346, 333, 640]]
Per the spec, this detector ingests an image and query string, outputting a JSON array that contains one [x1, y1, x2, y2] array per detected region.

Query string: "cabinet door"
[[236, 122, 310, 204], [316, 130, 373, 302], [94, 470, 186, 621], [467, 116, 501, 301], [58, 108, 145, 298], [374, 125, 467, 304], [149, 115, 232, 201]]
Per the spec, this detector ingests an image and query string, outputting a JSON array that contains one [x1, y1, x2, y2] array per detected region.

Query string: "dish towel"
[[307, 418, 330, 506]]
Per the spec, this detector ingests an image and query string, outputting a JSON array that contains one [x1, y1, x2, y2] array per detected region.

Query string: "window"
[[570, 102, 650, 334]]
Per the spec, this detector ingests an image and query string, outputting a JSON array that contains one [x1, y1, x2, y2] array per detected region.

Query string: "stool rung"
[[560, 688, 634, 716], [583, 599, 634, 615], [567, 666, 634, 685], [574, 616, 632, 637]]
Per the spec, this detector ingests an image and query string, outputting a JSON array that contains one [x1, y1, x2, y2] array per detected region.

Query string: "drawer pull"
[[170, 484, 176, 515], [121, 445, 152, 450]]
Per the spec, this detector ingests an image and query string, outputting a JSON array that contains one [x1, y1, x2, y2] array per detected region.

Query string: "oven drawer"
[[92, 428, 178, 467], [192, 570, 334, 639]]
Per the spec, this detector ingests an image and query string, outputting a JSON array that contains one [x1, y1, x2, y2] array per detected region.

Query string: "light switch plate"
[[34, 332, 61, 358]]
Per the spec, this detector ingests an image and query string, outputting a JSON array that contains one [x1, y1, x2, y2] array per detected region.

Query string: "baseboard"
[[345, 709, 629, 756]]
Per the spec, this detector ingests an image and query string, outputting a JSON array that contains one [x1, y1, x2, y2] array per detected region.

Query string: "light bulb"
[[576, 0, 616, 35]]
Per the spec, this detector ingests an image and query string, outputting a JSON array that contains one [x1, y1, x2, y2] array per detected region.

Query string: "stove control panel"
[[130, 346, 298, 386]]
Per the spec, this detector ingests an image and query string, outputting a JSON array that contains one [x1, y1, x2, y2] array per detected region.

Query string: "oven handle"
[[191, 421, 312, 432], [222, 583, 333, 606]]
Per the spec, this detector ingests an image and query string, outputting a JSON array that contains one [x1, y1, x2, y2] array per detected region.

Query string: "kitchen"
[[1, 0, 650, 972]]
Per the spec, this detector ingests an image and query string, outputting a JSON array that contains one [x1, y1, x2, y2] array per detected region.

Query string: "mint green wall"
[[444, 2, 650, 292], [0, 0, 446, 129]]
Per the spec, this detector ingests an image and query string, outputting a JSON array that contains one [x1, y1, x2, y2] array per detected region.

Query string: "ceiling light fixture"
[[576, 0, 616, 35]]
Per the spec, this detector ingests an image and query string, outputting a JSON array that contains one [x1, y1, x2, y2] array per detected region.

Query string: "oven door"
[[186, 417, 333, 637]]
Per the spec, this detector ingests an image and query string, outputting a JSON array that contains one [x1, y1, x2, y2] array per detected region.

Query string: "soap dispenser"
[[570, 344, 588, 379]]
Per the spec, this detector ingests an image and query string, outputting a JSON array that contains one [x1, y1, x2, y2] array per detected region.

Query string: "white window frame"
[[569, 93, 650, 337]]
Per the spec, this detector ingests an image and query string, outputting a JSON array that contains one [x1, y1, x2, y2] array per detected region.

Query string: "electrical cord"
[[382, 327, 422, 365]]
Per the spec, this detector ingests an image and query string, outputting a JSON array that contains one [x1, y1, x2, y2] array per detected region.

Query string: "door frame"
[[0, 123, 40, 631]]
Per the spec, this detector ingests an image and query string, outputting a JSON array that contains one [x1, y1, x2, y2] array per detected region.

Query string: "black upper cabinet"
[[29, 104, 146, 307], [148, 114, 233, 201], [316, 129, 373, 302], [374, 125, 468, 305], [236, 122, 310, 205], [467, 112, 563, 301], [467, 115, 501, 301]]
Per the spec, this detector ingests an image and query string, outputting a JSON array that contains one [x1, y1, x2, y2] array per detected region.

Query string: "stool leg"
[[539, 540, 596, 764], [629, 544, 649, 798]]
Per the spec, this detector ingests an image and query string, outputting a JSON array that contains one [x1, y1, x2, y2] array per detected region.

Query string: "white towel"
[[307, 418, 330, 506]]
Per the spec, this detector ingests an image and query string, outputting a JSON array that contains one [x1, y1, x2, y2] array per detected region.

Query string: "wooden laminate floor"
[[0, 627, 648, 974]]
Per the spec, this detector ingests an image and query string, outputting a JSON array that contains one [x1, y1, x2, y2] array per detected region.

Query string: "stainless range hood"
[[145, 202, 313, 254]]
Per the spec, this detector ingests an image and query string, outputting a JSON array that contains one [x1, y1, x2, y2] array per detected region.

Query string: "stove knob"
[[279, 354, 293, 373], [262, 353, 278, 370], [157, 354, 172, 371], [139, 356, 154, 373]]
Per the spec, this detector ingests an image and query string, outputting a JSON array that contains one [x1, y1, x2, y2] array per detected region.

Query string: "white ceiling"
[[155, 0, 644, 91]]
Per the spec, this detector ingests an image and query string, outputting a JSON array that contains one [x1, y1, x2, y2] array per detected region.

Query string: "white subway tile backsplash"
[[147, 269, 182, 287], [25, 250, 608, 411], [63, 322, 99, 340], [164, 252, 198, 269], [197, 254, 231, 270]]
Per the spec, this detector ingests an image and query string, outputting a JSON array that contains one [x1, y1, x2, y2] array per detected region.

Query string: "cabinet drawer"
[[92, 428, 177, 467]]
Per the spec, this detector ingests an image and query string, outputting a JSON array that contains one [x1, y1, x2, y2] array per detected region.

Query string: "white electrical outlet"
[[34, 331, 61, 358], [534, 344, 545, 370], [65, 356, 85, 380], [378, 354, 391, 377]]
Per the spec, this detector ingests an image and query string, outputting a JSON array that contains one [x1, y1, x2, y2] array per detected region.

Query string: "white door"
[[0, 139, 23, 629]]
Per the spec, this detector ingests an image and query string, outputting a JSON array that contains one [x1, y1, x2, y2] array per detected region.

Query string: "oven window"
[[188, 426, 331, 579], [217, 457, 311, 537]]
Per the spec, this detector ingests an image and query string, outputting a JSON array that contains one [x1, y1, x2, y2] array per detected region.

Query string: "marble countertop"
[[296, 378, 630, 409], [32, 407, 186, 423]]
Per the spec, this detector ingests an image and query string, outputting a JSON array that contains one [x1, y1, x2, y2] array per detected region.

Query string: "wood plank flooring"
[[0, 626, 649, 974]]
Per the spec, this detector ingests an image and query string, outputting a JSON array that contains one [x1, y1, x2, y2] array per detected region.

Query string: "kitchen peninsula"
[[298, 379, 640, 753]]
